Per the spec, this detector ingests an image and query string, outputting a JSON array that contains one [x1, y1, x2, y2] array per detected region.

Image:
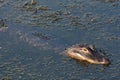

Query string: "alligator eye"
[[82, 48, 89, 53]]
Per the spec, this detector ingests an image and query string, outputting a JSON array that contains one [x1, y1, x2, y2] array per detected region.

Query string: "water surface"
[[0, 0, 120, 80]]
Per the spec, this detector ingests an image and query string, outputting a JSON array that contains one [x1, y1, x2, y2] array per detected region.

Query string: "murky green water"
[[0, 0, 120, 80]]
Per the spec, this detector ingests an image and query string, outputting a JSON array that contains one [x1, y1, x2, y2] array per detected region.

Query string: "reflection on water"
[[0, 0, 120, 80]]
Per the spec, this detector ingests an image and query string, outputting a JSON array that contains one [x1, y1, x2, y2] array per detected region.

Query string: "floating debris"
[[37, 6, 50, 10], [22, 1, 34, 10], [21, 0, 37, 11], [31, 0, 37, 5], [0, 19, 8, 32], [108, 36, 120, 40]]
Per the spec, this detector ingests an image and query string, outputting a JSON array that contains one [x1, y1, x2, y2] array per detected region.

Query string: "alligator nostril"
[[83, 48, 87, 51]]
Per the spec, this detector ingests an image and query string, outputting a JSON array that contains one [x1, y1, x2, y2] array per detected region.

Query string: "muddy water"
[[0, 0, 120, 80]]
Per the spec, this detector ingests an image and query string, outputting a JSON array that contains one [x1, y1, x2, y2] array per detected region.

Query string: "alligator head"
[[66, 44, 110, 65]]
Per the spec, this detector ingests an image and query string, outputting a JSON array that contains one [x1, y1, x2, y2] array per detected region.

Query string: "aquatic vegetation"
[[31, 0, 37, 5], [0, 0, 120, 79], [32, 32, 50, 40]]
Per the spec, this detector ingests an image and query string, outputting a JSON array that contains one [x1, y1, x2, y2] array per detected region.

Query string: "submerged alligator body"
[[66, 44, 110, 65]]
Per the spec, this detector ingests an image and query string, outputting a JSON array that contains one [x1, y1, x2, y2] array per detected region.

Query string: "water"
[[0, 0, 120, 80]]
